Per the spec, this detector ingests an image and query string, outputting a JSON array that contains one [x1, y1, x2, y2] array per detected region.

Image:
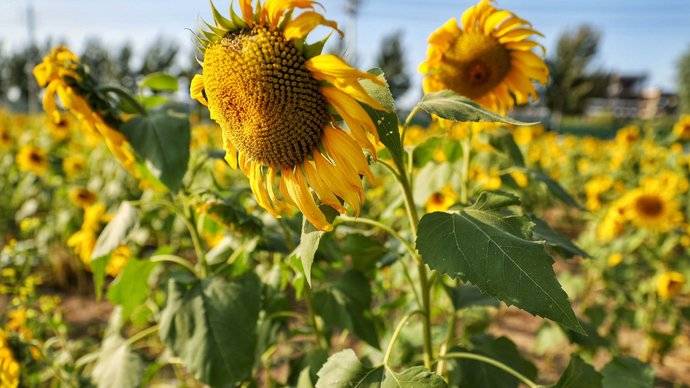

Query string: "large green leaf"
[[107, 259, 159, 322], [553, 355, 602, 388], [91, 334, 143, 388], [601, 357, 654, 388], [417, 90, 533, 126], [360, 69, 405, 170], [159, 273, 261, 386], [121, 110, 190, 192], [456, 336, 536, 388], [417, 211, 583, 332]]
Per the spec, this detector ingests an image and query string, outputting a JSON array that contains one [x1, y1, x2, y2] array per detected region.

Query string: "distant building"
[[585, 73, 678, 119]]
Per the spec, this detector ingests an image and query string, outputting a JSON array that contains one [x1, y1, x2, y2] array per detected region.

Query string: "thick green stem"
[[442, 352, 540, 388], [396, 155, 434, 370], [460, 137, 472, 204], [436, 312, 456, 376], [125, 325, 159, 347]]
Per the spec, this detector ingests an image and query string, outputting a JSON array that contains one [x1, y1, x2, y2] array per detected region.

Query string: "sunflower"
[[33, 47, 141, 184], [0, 126, 12, 148], [0, 330, 20, 388], [419, 0, 548, 114], [656, 271, 685, 300], [47, 113, 73, 141], [62, 154, 87, 178], [425, 186, 458, 212], [17, 145, 49, 176], [673, 115, 690, 140], [68, 187, 97, 208], [190, 1, 386, 230], [67, 203, 107, 265], [622, 188, 683, 232]]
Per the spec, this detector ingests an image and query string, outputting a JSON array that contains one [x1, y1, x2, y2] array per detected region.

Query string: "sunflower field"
[[1, 0, 690, 387]]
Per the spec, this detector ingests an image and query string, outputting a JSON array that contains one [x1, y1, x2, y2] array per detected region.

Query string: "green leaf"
[[139, 72, 179, 92], [91, 334, 143, 388], [444, 283, 499, 310], [204, 199, 263, 236], [553, 355, 602, 388], [382, 366, 448, 388], [292, 215, 326, 287], [417, 211, 583, 333], [417, 90, 534, 126], [159, 273, 261, 386], [457, 336, 536, 388], [139, 95, 168, 110], [91, 201, 139, 299], [488, 130, 525, 166], [360, 69, 405, 170], [107, 259, 159, 322], [121, 109, 190, 192], [529, 170, 583, 209], [315, 349, 384, 388], [92, 202, 138, 260], [601, 357, 654, 388], [314, 271, 380, 348], [341, 234, 387, 272], [530, 216, 589, 258], [469, 191, 521, 211]]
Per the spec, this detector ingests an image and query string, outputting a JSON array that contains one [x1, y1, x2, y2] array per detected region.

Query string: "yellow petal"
[[284, 11, 342, 40], [483, 10, 512, 34], [303, 161, 346, 213], [306, 54, 385, 110], [282, 167, 331, 231], [264, 0, 315, 27], [239, 0, 254, 25], [190, 74, 208, 106], [321, 86, 377, 154]]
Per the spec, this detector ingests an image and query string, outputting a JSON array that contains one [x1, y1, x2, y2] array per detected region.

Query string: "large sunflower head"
[[419, 0, 548, 114], [191, 1, 386, 230]]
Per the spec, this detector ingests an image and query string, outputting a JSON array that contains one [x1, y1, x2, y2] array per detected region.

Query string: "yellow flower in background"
[[62, 154, 87, 178], [425, 186, 458, 212], [614, 125, 640, 147], [190, 1, 385, 230], [67, 202, 107, 265], [0, 330, 20, 388], [673, 115, 690, 140], [510, 170, 529, 188], [656, 271, 685, 300], [0, 126, 12, 148], [47, 114, 72, 141], [68, 187, 97, 208], [17, 145, 49, 176], [472, 166, 502, 190], [513, 124, 544, 146], [641, 171, 688, 196], [584, 175, 613, 211], [607, 252, 623, 267], [106, 245, 131, 277], [597, 202, 627, 242], [623, 189, 683, 233], [419, 0, 548, 114]]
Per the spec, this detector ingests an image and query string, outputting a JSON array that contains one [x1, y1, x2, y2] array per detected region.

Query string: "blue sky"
[[1, 0, 689, 99]]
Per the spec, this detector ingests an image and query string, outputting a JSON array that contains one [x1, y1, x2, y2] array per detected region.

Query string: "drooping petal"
[[284, 11, 342, 40]]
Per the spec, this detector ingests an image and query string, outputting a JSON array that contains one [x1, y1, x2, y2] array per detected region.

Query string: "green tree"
[[544, 25, 602, 116], [678, 45, 690, 114], [375, 31, 411, 100]]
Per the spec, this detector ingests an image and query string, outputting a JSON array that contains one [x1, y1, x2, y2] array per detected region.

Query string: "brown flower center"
[[635, 195, 664, 218], [203, 27, 330, 167]]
